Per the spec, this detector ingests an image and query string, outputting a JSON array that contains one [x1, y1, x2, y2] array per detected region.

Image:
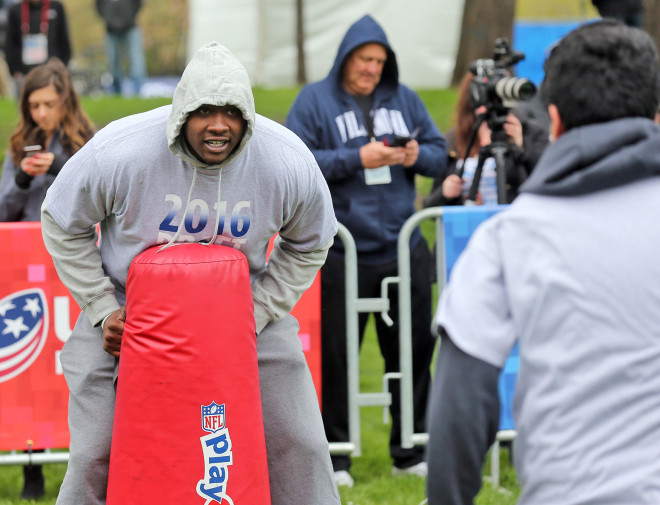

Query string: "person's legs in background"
[[126, 26, 146, 96], [21, 456, 44, 500], [105, 31, 122, 95], [321, 240, 435, 483], [373, 239, 434, 475], [320, 254, 352, 485], [320, 253, 372, 487], [399, 238, 435, 473]]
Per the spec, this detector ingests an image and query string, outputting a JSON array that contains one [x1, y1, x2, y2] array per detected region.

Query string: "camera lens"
[[495, 77, 536, 102]]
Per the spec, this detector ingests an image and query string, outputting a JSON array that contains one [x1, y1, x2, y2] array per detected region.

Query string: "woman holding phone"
[[0, 57, 93, 222]]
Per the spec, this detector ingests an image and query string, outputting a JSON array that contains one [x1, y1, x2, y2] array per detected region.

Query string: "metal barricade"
[[332, 206, 516, 491], [328, 209, 445, 456], [396, 206, 516, 489], [328, 223, 396, 457], [395, 206, 447, 449], [0, 450, 69, 466]]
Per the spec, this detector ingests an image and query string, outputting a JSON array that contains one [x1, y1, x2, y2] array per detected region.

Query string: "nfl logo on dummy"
[[202, 402, 225, 432], [197, 402, 234, 504]]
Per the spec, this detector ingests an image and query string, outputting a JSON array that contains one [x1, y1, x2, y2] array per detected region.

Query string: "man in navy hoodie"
[[286, 14, 446, 487]]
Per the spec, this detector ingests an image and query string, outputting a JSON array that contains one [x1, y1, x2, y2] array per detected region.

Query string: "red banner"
[[0, 223, 321, 451]]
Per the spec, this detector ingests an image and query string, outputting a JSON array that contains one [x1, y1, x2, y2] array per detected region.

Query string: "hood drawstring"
[[158, 166, 224, 252], [202, 168, 223, 246]]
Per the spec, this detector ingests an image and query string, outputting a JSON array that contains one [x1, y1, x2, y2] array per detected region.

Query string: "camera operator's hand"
[[504, 113, 524, 149], [475, 106, 492, 147], [359, 141, 406, 168], [442, 173, 463, 199], [402, 139, 419, 167], [102, 306, 126, 358], [478, 121, 492, 147], [20, 152, 55, 177]]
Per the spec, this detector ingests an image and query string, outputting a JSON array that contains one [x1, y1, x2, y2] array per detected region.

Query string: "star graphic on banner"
[[3, 316, 29, 339], [0, 301, 16, 317], [23, 297, 42, 318]]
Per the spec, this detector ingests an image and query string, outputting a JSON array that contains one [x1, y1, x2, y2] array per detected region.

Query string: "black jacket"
[[592, 0, 643, 16], [5, 0, 71, 75], [95, 0, 142, 33]]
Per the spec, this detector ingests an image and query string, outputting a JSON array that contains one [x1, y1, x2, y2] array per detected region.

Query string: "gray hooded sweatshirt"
[[429, 117, 660, 504], [41, 42, 337, 334]]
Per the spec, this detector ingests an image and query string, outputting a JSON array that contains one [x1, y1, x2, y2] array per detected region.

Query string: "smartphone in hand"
[[23, 145, 43, 157], [390, 136, 411, 147]]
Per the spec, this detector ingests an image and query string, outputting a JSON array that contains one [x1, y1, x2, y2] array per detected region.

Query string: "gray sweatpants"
[[56, 314, 340, 505]]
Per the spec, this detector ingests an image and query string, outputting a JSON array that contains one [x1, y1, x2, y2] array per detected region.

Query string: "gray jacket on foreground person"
[[426, 21, 660, 505], [41, 42, 340, 505]]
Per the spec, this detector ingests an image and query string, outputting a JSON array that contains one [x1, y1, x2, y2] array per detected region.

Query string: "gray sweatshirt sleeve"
[[426, 327, 501, 505], [41, 203, 121, 326], [251, 236, 332, 335]]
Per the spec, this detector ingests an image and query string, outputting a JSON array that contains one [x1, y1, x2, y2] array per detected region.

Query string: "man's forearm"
[[251, 237, 332, 334], [41, 205, 120, 326]]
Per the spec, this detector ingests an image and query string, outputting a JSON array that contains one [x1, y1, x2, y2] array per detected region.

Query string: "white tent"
[[187, 0, 464, 88]]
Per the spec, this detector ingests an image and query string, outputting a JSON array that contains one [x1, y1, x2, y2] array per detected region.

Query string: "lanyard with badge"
[[21, 0, 51, 66]]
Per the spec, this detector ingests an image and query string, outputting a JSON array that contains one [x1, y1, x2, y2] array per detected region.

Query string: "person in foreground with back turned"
[[41, 41, 340, 505], [426, 20, 660, 504]]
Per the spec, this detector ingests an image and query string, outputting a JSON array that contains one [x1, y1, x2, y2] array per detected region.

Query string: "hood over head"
[[328, 15, 399, 96], [521, 118, 660, 196], [167, 42, 255, 169]]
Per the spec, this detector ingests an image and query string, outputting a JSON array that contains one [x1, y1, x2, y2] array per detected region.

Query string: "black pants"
[[321, 238, 436, 471]]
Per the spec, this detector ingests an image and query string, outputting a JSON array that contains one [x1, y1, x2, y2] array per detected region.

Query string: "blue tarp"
[[512, 20, 597, 85]]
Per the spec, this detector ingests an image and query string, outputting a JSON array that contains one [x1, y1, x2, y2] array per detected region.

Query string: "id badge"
[[22, 33, 48, 66], [364, 165, 392, 185]]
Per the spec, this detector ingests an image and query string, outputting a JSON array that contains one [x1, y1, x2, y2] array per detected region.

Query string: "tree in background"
[[296, 0, 306, 84], [451, 0, 516, 87], [643, 0, 660, 51]]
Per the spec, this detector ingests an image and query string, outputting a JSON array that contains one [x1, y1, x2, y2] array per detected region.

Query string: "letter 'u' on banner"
[[107, 244, 270, 505]]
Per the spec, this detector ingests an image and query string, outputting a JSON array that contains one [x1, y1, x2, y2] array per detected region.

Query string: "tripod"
[[458, 109, 517, 205]]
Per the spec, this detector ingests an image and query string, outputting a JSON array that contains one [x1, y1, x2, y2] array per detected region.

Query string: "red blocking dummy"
[[107, 244, 270, 505]]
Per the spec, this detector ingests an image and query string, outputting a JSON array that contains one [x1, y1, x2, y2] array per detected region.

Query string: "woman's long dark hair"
[[453, 72, 480, 160], [10, 58, 94, 164]]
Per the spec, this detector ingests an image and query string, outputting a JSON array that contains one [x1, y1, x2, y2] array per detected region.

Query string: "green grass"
[[0, 89, 519, 503]]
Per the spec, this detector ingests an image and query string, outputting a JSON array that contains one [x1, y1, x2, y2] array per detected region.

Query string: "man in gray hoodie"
[[41, 41, 340, 505]]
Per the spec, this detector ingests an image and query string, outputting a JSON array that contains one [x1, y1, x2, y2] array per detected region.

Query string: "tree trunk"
[[451, 0, 516, 87], [296, 0, 307, 85], [643, 0, 660, 53]]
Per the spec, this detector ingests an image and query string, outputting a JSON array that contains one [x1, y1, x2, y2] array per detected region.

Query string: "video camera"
[[468, 38, 536, 115], [459, 39, 537, 205]]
